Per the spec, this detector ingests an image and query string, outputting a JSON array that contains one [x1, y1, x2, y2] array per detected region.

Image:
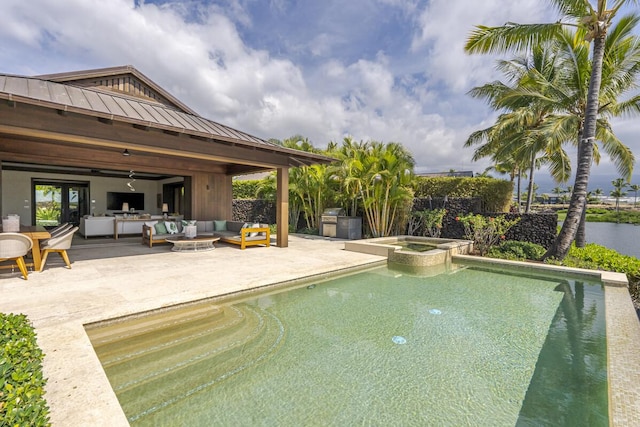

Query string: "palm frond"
[[465, 23, 563, 54]]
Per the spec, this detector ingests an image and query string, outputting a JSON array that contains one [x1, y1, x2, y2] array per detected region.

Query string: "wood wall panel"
[[187, 173, 232, 221]]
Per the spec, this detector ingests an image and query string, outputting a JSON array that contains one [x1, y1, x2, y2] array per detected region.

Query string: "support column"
[[276, 167, 289, 248]]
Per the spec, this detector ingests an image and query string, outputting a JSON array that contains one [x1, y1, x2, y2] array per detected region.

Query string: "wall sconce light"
[[122, 149, 131, 156]]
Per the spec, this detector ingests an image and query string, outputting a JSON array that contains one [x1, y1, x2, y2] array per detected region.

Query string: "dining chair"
[[0, 232, 34, 280], [39, 226, 78, 272], [49, 223, 72, 238]]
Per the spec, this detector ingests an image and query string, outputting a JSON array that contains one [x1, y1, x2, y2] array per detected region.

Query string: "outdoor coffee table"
[[166, 236, 220, 252]]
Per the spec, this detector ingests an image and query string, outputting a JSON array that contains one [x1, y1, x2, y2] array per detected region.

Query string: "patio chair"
[[39, 222, 72, 246], [39, 226, 78, 272], [0, 232, 33, 280], [49, 222, 72, 238]]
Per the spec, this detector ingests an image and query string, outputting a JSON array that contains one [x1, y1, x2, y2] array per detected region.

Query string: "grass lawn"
[[556, 207, 640, 224]]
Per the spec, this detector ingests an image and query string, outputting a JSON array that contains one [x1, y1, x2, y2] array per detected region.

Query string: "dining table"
[[1, 225, 51, 272]]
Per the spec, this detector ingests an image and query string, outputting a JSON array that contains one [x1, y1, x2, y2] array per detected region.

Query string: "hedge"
[[413, 177, 513, 213], [0, 313, 50, 426], [232, 180, 262, 199]]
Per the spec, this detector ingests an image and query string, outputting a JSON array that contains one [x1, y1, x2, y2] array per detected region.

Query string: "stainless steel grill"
[[320, 207, 345, 237]]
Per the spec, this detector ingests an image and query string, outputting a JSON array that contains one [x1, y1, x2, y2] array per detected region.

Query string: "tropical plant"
[[455, 213, 521, 256], [466, 44, 573, 214], [408, 209, 447, 238], [629, 183, 640, 207], [487, 240, 546, 261], [273, 135, 338, 231], [354, 141, 415, 237], [465, 0, 640, 260], [610, 177, 629, 214], [551, 186, 565, 204]]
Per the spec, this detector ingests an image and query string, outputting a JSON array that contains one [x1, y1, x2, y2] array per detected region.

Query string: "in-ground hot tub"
[[344, 236, 473, 273]]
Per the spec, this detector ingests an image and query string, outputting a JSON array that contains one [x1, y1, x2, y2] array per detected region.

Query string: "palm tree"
[[465, 0, 638, 260], [611, 177, 629, 214], [593, 188, 604, 199], [466, 44, 573, 214], [552, 186, 566, 204], [347, 141, 415, 237], [629, 184, 640, 207]]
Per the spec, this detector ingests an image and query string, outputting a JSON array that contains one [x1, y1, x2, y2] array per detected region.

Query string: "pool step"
[[103, 309, 264, 391], [92, 305, 247, 368], [93, 303, 285, 423], [87, 302, 226, 347]]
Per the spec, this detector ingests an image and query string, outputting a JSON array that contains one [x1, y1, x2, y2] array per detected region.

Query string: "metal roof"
[[0, 72, 334, 165]]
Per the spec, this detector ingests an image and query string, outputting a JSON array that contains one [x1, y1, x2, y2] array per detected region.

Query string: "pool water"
[[395, 241, 438, 252], [87, 264, 608, 426]]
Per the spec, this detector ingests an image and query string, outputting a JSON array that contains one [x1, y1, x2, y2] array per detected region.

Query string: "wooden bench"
[[216, 226, 270, 250]]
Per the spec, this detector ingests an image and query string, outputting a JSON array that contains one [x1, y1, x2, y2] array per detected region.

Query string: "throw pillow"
[[145, 221, 158, 236], [154, 222, 168, 235], [165, 221, 179, 234], [214, 220, 227, 231], [249, 223, 260, 237]]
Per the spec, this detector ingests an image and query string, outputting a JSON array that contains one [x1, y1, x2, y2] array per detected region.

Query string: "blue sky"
[[1, 0, 639, 192]]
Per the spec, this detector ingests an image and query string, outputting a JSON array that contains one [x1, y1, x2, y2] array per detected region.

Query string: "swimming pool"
[[87, 263, 608, 426]]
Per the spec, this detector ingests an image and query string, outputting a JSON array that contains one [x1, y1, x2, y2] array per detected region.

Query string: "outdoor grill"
[[320, 207, 345, 237], [320, 208, 362, 239]]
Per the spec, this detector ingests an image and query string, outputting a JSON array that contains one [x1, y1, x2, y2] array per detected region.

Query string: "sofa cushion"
[[165, 221, 179, 234], [144, 221, 158, 236], [154, 222, 167, 235], [214, 220, 227, 231], [249, 223, 260, 237]]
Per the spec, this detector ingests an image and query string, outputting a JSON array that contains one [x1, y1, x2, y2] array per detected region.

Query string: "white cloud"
[[0, 0, 637, 181], [410, 0, 551, 92]]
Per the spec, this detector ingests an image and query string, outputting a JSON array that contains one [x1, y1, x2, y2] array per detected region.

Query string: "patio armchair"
[[39, 226, 79, 271], [0, 232, 33, 280], [40, 222, 72, 246], [49, 222, 72, 238]]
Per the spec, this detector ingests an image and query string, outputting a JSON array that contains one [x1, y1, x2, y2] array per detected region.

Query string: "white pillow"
[[144, 221, 158, 236], [165, 221, 179, 234], [249, 223, 260, 237]]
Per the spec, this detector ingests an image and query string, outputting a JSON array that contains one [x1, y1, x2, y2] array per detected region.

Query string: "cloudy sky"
[[2, 0, 639, 191]]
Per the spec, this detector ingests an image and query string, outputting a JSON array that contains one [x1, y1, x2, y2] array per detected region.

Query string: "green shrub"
[[487, 241, 546, 261], [413, 177, 513, 212], [0, 313, 50, 426], [232, 179, 262, 199], [456, 214, 521, 256], [556, 244, 640, 304]]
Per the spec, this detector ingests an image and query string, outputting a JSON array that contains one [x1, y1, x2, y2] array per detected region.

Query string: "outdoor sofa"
[[142, 220, 270, 249], [212, 220, 270, 250]]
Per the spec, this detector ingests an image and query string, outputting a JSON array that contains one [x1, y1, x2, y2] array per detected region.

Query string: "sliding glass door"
[[32, 180, 89, 227]]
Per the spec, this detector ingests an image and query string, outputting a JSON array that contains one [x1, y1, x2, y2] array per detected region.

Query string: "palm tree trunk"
[[544, 34, 605, 260], [525, 153, 535, 213], [575, 199, 587, 248], [516, 170, 522, 213]]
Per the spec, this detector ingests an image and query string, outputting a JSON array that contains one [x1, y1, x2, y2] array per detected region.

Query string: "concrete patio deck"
[[1, 234, 639, 426]]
